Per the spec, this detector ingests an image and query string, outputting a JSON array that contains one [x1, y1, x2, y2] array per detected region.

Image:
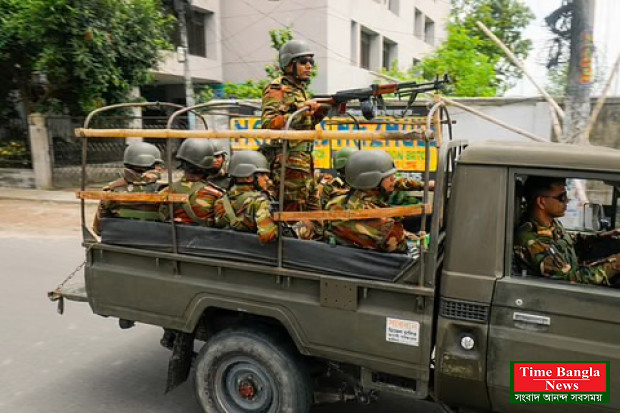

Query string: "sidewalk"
[[0, 186, 92, 204]]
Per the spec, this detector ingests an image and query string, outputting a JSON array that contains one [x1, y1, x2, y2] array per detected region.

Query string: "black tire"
[[194, 328, 312, 413]]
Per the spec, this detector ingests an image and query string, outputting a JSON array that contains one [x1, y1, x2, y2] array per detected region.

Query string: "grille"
[[440, 299, 489, 323]]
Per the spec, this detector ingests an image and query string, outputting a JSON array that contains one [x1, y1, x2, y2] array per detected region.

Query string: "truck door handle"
[[512, 312, 551, 326]]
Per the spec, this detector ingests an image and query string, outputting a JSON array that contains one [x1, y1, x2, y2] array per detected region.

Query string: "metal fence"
[[47, 114, 187, 188], [0, 117, 31, 169]]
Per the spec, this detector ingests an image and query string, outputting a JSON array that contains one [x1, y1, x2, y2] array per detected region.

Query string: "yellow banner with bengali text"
[[229, 116, 437, 172]]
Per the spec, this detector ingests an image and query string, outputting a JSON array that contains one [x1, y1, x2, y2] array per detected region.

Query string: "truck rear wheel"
[[194, 328, 311, 413]]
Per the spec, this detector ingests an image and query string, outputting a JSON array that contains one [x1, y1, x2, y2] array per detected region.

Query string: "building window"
[[188, 10, 207, 57], [361, 31, 372, 69], [424, 17, 435, 45], [383, 38, 397, 70], [168, 4, 210, 58], [350, 21, 359, 65], [388, 0, 400, 15], [414, 9, 424, 39]]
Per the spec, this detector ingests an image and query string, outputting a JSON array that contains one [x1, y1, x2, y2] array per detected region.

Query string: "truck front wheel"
[[194, 328, 311, 413]]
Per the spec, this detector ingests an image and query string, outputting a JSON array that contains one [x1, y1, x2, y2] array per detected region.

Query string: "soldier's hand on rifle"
[[300, 100, 325, 118]]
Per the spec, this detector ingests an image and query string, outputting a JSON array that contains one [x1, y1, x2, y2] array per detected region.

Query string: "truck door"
[[487, 174, 620, 412]]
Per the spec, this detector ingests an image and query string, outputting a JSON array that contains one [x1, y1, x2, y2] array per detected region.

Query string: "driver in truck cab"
[[514, 176, 620, 286]]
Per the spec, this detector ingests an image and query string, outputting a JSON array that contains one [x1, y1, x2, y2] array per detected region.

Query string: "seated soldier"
[[325, 150, 409, 253], [159, 139, 224, 226], [208, 139, 231, 189], [514, 176, 620, 286], [214, 151, 277, 244], [93, 142, 164, 235], [318, 147, 357, 209], [319, 147, 433, 209]]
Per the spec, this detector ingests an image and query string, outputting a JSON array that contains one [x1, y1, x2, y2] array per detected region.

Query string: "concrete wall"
[[446, 98, 552, 143], [0, 169, 35, 188], [589, 97, 620, 150]]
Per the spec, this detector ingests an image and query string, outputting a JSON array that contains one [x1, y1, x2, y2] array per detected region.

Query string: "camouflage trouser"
[[271, 168, 319, 211], [271, 151, 319, 212]]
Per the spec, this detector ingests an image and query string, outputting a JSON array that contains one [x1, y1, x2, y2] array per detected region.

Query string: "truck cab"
[[436, 140, 620, 412]]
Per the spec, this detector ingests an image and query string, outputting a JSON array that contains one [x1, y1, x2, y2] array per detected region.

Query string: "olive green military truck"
[[51, 124, 620, 411]]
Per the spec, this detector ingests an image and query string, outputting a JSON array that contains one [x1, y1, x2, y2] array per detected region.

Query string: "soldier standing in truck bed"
[[261, 39, 325, 212], [93, 142, 164, 235]]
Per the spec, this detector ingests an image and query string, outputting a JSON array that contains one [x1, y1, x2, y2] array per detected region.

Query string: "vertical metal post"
[[277, 140, 288, 268], [175, 0, 196, 130], [167, 135, 179, 261], [433, 93, 443, 147], [80, 135, 87, 231], [277, 108, 309, 267]]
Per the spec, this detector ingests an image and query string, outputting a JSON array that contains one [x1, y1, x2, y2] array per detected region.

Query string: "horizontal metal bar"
[[274, 204, 432, 222], [77, 191, 188, 203], [74, 128, 430, 141]]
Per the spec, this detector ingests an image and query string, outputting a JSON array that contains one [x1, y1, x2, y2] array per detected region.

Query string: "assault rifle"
[[312, 74, 450, 120]]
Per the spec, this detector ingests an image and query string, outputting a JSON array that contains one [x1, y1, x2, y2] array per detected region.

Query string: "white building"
[[144, 0, 449, 101]]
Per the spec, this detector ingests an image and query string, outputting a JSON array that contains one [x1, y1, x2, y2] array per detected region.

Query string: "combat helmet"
[[345, 150, 396, 189], [176, 139, 215, 169], [333, 147, 358, 170], [123, 142, 163, 168], [228, 151, 270, 178], [211, 139, 229, 157], [279, 39, 314, 69]]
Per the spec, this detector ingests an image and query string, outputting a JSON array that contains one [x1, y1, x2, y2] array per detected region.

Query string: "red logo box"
[[511, 361, 610, 403], [513, 362, 607, 393]]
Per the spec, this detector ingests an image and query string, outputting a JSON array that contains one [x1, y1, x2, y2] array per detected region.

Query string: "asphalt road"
[[0, 200, 439, 413]]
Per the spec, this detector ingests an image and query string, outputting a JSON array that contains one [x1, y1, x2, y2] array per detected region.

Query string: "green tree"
[[419, 26, 497, 97], [451, 0, 534, 91], [545, 63, 568, 97], [0, 0, 173, 116]]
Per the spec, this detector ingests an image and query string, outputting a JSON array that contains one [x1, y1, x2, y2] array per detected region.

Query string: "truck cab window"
[[512, 175, 620, 287]]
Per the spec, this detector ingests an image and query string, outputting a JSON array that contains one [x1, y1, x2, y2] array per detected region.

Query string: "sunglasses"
[[296, 57, 315, 66], [542, 191, 569, 203]]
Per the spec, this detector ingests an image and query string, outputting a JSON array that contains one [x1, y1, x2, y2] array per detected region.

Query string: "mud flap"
[[165, 331, 195, 393]]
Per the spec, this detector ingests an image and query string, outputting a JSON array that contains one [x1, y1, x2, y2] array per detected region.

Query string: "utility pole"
[[562, 0, 595, 143], [175, 0, 196, 130]]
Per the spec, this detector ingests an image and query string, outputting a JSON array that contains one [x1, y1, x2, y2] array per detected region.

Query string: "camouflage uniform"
[[388, 178, 426, 206], [319, 175, 424, 209], [317, 173, 349, 209], [325, 189, 407, 253], [261, 74, 321, 211], [214, 184, 277, 244], [93, 168, 162, 235], [514, 217, 619, 285], [159, 174, 224, 226]]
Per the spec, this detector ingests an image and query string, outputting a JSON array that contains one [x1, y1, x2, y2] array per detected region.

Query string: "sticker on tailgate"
[[386, 317, 420, 346]]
